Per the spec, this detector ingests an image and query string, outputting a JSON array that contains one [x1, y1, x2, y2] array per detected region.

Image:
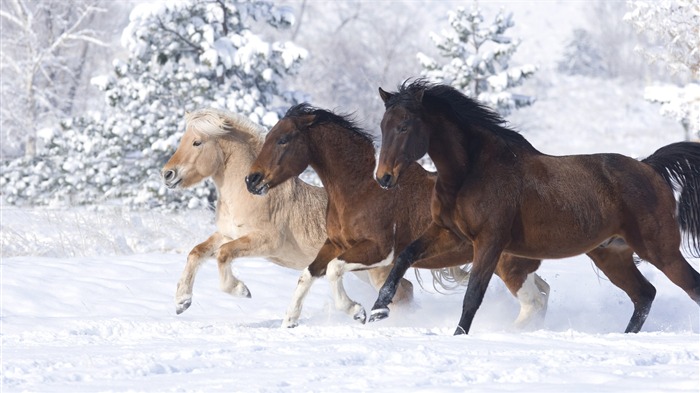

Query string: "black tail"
[[643, 142, 700, 255]]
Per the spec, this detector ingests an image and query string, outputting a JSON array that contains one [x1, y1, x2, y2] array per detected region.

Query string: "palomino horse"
[[246, 103, 549, 328], [161, 108, 413, 315], [370, 80, 700, 335]]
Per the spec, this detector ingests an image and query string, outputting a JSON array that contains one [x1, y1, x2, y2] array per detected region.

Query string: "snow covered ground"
[[2, 199, 699, 393]]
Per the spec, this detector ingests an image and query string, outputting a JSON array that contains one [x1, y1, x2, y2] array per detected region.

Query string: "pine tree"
[[1, 0, 307, 208], [418, 5, 536, 116]]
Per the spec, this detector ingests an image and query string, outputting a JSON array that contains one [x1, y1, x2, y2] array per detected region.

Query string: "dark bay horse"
[[370, 80, 700, 335], [246, 103, 548, 328]]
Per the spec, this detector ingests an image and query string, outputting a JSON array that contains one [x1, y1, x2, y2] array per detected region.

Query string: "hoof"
[[453, 325, 467, 336], [368, 307, 389, 323], [229, 283, 252, 298], [175, 298, 192, 315], [353, 308, 367, 324], [282, 319, 298, 329]]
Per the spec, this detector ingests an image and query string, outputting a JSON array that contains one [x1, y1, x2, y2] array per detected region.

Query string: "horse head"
[[246, 113, 313, 196], [375, 86, 430, 189], [162, 111, 225, 189]]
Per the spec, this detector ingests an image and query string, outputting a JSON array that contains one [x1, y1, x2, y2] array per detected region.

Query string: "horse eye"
[[277, 136, 290, 145], [399, 125, 408, 133], [193, 140, 202, 147]]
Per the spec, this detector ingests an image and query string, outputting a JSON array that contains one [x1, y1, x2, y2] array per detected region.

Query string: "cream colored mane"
[[185, 108, 266, 142]]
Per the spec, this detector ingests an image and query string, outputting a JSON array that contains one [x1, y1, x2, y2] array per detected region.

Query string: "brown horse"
[[370, 80, 700, 335], [246, 103, 548, 328], [161, 108, 413, 315]]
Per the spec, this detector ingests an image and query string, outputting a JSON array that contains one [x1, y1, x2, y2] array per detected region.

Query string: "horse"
[[246, 103, 550, 328], [369, 79, 700, 335], [161, 108, 414, 315]]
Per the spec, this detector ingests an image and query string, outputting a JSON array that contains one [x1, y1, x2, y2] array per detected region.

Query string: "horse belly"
[[509, 210, 615, 259]]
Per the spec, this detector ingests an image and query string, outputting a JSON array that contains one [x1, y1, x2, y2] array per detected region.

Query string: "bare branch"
[[63, 33, 109, 47], [0, 9, 26, 30]]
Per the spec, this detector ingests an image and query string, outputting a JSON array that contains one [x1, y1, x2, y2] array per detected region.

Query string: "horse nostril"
[[245, 172, 263, 188], [163, 169, 176, 182], [380, 173, 393, 188]]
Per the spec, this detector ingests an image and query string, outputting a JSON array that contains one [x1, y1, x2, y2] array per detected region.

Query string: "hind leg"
[[635, 245, 700, 306], [624, 212, 700, 311], [495, 256, 549, 330], [586, 245, 656, 333]]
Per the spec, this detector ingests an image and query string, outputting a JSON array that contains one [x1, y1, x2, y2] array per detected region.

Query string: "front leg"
[[369, 223, 461, 322], [326, 240, 390, 324], [283, 239, 341, 328], [175, 232, 228, 314], [215, 231, 278, 299], [454, 238, 505, 335]]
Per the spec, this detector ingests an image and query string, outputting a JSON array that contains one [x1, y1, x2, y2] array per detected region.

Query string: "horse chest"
[[430, 191, 470, 238], [214, 203, 252, 239], [216, 215, 247, 239]]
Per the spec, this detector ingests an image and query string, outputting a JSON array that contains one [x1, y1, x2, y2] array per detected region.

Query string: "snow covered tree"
[[1, 0, 307, 208], [625, 0, 700, 140], [624, 0, 700, 78], [0, 0, 109, 158], [644, 83, 700, 141], [418, 5, 536, 116]]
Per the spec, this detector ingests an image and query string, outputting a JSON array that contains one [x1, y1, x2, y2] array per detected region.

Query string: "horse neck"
[[212, 132, 263, 192], [307, 124, 376, 195], [427, 115, 474, 189]]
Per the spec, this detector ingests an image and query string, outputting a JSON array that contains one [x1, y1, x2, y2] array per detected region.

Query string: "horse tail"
[[642, 141, 700, 255], [415, 266, 470, 293]]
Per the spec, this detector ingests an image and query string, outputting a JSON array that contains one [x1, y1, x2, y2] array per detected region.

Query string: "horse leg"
[[621, 211, 700, 329], [326, 240, 397, 324], [282, 239, 340, 328], [631, 243, 700, 308], [495, 256, 548, 330], [455, 239, 504, 335], [325, 258, 368, 323], [369, 222, 462, 322], [585, 245, 656, 333], [367, 265, 414, 304], [175, 232, 227, 314], [216, 232, 276, 299]]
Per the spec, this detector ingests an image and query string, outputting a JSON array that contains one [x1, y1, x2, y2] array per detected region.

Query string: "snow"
[[2, 201, 699, 392]]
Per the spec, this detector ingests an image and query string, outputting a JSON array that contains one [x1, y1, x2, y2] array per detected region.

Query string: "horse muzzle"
[[245, 172, 270, 196], [375, 172, 398, 190], [162, 169, 182, 189]]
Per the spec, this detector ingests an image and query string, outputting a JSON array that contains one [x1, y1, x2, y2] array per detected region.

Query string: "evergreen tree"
[[418, 5, 536, 116], [558, 29, 608, 77], [1, 0, 307, 208]]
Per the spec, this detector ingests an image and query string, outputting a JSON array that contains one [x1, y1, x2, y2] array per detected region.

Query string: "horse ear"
[[300, 114, 316, 129], [413, 88, 424, 103], [378, 87, 393, 103]]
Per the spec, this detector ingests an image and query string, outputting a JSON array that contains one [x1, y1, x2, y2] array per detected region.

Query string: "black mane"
[[285, 103, 375, 144], [391, 79, 536, 151]]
